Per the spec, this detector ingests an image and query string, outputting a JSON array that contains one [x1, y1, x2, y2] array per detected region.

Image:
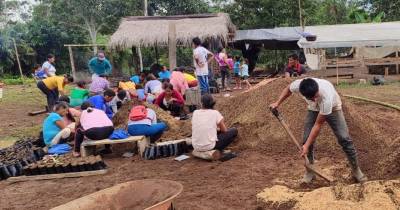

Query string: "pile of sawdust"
[[257, 180, 400, 210], [112, 101, 191, 141], [215, 78, 400, 180]]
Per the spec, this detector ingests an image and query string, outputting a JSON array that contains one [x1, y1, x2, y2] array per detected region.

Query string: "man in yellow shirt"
[[37, 75, 74, 112]]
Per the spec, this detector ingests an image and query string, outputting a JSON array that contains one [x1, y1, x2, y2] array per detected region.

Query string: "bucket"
[[51, 179, 183, 210]]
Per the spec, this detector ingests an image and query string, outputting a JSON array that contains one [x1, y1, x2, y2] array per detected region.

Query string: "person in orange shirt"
[[37, 75, 74, 112]]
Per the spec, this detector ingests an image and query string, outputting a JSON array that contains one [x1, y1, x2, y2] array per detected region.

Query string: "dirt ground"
[[0, 80, 400, 209]]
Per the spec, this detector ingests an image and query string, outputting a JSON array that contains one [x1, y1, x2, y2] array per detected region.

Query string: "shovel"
[[270, 108, 333, 183]]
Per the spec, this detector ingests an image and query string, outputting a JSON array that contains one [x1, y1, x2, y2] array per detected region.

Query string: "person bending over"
[[285, 54, 306, 78], [37, 74, 74, 112], [89, 75, 110, 96], [70, 81, 89, 107], [170, 67, 189, 96], [42, 102, 75, 147], [192, 94, 238, 159], [86, 89, 115, 119], [270, 78, 367, 183], [73, 102, 114, 157], [155, 83, 185, 117], [127, 103, 167, 143]]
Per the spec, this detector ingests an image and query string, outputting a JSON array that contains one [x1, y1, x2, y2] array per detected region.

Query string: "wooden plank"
[[68, 46, 76, 79], [168, 22, 177, 70], [396, 49, 399, 74], [28, 109, 47, 116], [344, 95, 400, 111], [81, 136, 145, 146], [6, 169, 108, 183], [325, 74, 353, 79]]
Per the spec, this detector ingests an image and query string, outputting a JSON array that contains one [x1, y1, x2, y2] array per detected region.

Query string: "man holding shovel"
[[270, 78, 367, 183]]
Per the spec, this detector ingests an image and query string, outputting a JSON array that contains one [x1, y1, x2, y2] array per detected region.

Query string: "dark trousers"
[[214, 128, 238, 151], [37, 81, 59, 112], [303, 110, 359, 168], [220, 66, 231, 89], [74, 126, 114, 152], [160, 101, 183, 117]]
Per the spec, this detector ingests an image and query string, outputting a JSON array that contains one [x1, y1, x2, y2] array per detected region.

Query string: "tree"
[[48, 0, 142, 53], [148, 0, 209, 15], [364, 0, 400, 22]]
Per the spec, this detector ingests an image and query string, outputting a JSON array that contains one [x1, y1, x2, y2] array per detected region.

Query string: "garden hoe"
[[270, 108, 333, 183]]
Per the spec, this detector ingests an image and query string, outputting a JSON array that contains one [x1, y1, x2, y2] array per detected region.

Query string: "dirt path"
[[0, 81, 400, 209]]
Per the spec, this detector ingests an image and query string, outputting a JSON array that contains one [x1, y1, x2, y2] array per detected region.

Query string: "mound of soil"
[[216, 78, 400, 181], [257, 180, 400, 210]]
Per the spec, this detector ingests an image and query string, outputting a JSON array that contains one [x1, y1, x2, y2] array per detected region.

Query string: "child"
[[34, 64, 47, 79], [70, 81, 89, 107], [241, 59, 251, 89], [233, 56, 241, 89], [42, 102, 75, 146], [89, 75, 110, 96], [73, 102, 114, 157], [108, 90, 128, 114]]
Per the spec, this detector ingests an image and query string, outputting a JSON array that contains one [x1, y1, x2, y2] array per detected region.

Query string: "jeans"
[[214, 128, 238, 151], [220, 66, 231, 89], [74, 126, 114, 152], [128, 123, 167, 142], [37, 81, 59, 112], [197, 75, 209, 95], [303, 110, 359, 168]]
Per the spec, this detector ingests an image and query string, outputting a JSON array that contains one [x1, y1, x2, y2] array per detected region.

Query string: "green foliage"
[[149, 0, 208, 15]]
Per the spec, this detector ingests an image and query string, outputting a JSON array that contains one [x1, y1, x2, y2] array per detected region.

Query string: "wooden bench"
[[81, 136, 148, 157]]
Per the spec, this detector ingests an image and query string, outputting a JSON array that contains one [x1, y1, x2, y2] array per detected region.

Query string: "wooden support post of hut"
[[168, 22, 177, 70], [109, 13, 236, 70]]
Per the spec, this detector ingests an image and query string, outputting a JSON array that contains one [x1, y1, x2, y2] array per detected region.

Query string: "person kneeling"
[[73, 102, 114, 157], [191, 94, 238, 161], [127, 104, 167, 143], [43, 102, 75, 147], [155, 83, 185, 117]]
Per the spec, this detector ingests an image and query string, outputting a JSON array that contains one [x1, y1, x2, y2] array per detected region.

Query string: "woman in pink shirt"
[[170, 67, 189, 96], [73, 101, 114, 157]]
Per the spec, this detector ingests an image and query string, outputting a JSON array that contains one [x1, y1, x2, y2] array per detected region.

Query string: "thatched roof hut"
[[109, 13, 236, 69], [109, 13, 236, 48]]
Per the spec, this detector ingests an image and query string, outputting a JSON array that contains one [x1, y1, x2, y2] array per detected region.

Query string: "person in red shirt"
[[155, 82, 185, 117], [285, 54, 306, 78]]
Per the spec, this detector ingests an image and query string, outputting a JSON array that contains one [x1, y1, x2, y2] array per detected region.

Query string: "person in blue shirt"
[[233, 56, 241, 90], [42, 102, 75, 146], [158, 65, 171, 82], [86, 89, 115, 119], [88, 51, 112, 77]]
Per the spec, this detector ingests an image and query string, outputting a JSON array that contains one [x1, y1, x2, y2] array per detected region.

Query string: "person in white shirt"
[[42, 54, 57, 77], [192, 37, 214, 95], [192, 94, 238, 160], [270, 78, 367, 183]]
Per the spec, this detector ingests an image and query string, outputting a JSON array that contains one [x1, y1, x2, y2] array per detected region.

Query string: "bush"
[[1, 75, 36, 85]]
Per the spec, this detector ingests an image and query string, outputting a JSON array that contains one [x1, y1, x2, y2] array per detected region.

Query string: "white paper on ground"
[[174, 155, 190, 161]]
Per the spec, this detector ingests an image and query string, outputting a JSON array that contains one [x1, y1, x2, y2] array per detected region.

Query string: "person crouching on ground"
[[58, 96, 81, 130], [155, 82, 185, 117], [285, 54, 306, 78], [70, 81, 89, 107], [270, 78, 367, 183], [89, 75, 110, 96], [192, 94, 238, 160], [86, 89, 115, 119], [127, 102, 167, 143], [42, 102, 75, 147], [73, 102, 114, 157], [37, 74, 74, 112]]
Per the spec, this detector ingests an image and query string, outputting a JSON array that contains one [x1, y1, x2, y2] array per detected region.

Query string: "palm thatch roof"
[[109, 13, 236, 49]]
